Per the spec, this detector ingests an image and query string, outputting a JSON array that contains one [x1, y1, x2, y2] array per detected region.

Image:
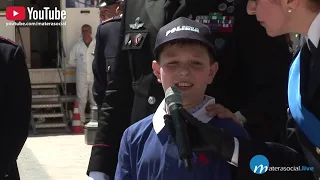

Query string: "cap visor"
[[97, 2, 107, 7]]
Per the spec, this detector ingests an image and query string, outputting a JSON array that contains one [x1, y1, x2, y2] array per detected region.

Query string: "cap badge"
[[165, 26, 200, 36]]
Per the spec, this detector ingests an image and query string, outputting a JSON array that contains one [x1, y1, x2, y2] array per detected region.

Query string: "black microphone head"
[[165, 87, 183, 109]]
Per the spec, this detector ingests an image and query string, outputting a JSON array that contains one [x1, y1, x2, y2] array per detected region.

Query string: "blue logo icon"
[[250, 155, 269, 174]]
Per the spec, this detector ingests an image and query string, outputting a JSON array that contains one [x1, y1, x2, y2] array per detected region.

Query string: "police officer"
[[92, 0, 123, 108], [0, 37, 32, 180], [88, 1, 127, 180], [98, 0, 111, 22]]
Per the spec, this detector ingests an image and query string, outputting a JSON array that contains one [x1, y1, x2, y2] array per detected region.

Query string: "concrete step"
[[32, 104, 62, 108], [32, 94, 59, 99], [36, 123, 66, 129], [33, 113, 64, 118], [31, 84, 57, 89]]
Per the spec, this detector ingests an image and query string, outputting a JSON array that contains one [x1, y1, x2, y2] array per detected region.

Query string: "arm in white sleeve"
[[68, 44, 77, 67], [228, 137, 239, 167], [88, 171, 110, 180]]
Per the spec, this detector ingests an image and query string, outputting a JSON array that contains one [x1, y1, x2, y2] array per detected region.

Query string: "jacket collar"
[[144, 0, 166, 31], [152, 97, 216, 134], [307, 12, 320, 48]]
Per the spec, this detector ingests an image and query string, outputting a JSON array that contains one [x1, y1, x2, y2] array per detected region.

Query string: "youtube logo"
[[6, 6, 26, 21]]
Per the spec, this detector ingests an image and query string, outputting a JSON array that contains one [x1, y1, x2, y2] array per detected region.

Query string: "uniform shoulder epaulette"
[[0, 36, 17, 46], [101, 16, 122, 24]]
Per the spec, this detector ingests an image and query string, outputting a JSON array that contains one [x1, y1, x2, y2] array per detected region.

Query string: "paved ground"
[[17, 133, 92, 180]]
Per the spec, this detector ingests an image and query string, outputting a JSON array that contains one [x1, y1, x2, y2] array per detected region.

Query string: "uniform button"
[[164, 163, 170, 170], [227, 6, 235, 13], [148, 96, 156, 105], [218, 3, 227, 11], [316, 147, 320, 154], [215, 38, 225, 49]]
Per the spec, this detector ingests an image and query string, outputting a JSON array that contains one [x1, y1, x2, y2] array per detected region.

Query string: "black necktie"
[[308, 39, 316, 54], [307, 39, 316, 69]]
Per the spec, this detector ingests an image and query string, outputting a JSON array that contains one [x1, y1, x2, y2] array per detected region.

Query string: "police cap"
[[154, 17, 216, 58], [98, 0, 122, 7]]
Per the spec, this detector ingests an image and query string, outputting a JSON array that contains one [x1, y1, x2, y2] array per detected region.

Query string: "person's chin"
[[265, 28, 284, 37], [264, 29, 274, 36]]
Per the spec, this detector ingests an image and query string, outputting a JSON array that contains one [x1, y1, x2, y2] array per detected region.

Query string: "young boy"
[[115, 17, 249, 180]]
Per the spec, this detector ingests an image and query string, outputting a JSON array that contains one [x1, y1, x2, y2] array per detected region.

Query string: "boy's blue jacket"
[[115, 98, 250, 180]]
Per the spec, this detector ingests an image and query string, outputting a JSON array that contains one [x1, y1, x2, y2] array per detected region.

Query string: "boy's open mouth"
[[175, 82, 193, 90]]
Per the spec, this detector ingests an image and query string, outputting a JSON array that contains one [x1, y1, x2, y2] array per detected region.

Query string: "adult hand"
[[205, 104, 242, 125]]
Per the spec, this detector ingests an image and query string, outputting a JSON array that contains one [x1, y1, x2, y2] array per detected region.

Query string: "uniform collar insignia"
[[129, 17, 144, 30], [134, 33, 143, 45]]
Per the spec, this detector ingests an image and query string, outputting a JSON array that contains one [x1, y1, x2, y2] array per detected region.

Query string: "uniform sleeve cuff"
[[228, 137, 239, 167], [88, 171, 110, 180]]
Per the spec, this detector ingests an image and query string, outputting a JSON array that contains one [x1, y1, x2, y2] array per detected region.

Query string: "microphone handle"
[[183, 158, 191, 171], [169, 105, 193, 171]]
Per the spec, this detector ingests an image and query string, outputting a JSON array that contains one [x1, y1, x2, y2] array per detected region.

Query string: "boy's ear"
[[208, 62, 219, 84], [152, 60, 162, 83]]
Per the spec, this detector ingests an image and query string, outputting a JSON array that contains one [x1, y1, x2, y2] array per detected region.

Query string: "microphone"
[[165, 87, 192, 171]]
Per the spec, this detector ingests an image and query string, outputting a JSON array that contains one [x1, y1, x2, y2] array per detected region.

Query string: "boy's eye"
[[167, 61, 178, 65], [192, 61, 202, 65]]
